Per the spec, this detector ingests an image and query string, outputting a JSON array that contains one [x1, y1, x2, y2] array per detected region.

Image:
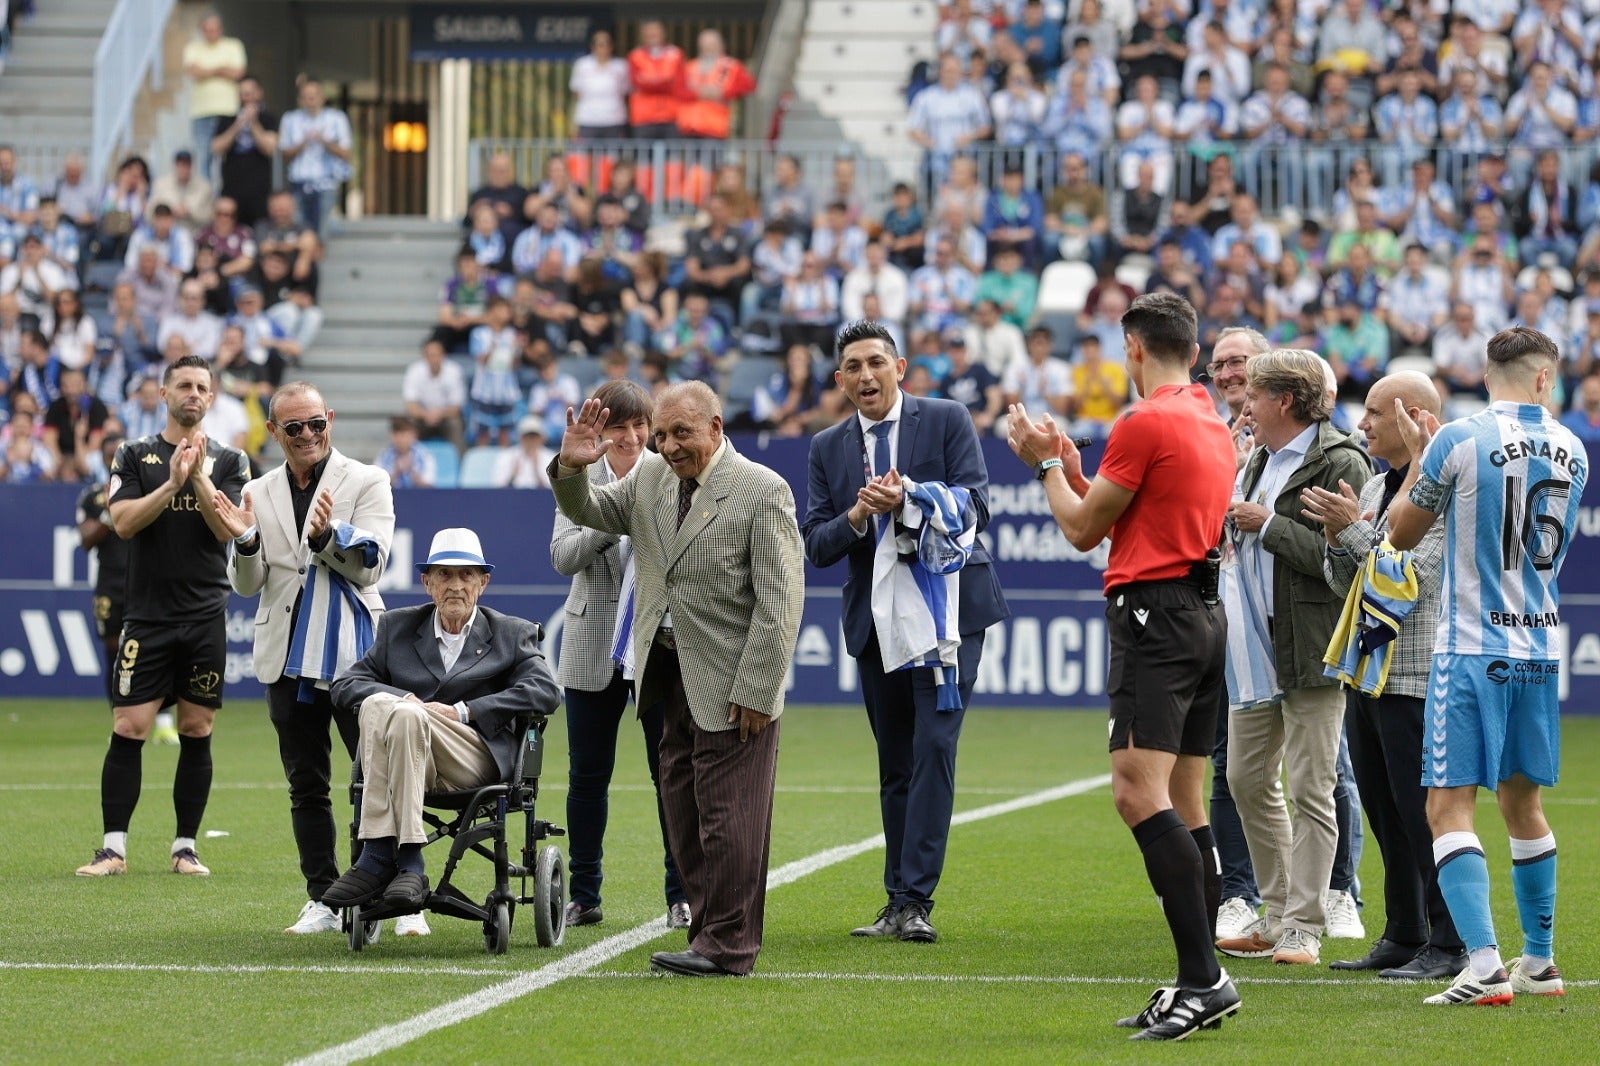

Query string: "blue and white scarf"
[[871, 479, 974, 711], [281, 521, 382, 703], [609, 533, 637, 682], [1220, 518, 1280, 712]]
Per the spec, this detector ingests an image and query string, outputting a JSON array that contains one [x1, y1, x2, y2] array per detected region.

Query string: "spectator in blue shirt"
[[1011, 0, 1063, 76], [983, 165, 1045, 269], [375, 416, 436, 489]]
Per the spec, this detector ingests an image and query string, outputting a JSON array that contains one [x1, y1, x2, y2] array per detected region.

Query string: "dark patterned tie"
[[870, 420, 895, 540], [677, 477, 698, 528]]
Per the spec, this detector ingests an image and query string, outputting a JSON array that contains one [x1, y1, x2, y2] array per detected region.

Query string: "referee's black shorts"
[[1105, 579, 1225, 757], [113, 616, 227, 710]]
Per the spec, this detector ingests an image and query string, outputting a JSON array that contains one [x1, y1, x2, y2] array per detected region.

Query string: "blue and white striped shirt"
[[279, 107, 354, 189], [468, 325, 523, 406], [511, 225, 584, 276], [1411, 402, 1589, 659]]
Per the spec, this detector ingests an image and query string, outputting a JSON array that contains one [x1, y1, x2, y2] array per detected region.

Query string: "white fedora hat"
[[416, 528, 495, 574]]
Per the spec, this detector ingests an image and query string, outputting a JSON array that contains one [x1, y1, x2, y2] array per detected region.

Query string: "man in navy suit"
[[802, 319, 1009, 943]]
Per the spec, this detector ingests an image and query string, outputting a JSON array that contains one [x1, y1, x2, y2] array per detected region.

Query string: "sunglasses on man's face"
[[275, 416, 329, 438]]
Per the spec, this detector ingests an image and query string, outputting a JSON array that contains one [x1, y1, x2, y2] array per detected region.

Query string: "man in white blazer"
[[213, 381, 397, 935]]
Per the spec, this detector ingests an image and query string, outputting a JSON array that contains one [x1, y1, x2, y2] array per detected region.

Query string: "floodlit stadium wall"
[[3, 435, 1599, 709]]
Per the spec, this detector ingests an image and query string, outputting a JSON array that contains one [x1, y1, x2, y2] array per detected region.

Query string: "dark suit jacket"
[[331, 604, 561, 782], [801, 393, 1010, 658]]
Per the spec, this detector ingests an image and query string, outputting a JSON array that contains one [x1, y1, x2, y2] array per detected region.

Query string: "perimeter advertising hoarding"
[[3, 437, 1598, 708]]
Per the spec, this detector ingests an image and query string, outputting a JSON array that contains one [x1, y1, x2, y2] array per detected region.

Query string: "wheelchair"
[[341, 711, 567, 955]]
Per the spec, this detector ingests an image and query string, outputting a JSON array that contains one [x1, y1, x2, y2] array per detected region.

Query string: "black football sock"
[[1134, 809, 1223, 990], [101, 733, 144, 837], [1191, 824, 1223, 942], [172, 733, 213, 840]]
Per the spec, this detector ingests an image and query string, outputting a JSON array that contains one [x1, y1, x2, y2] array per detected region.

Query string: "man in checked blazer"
[[216, 381, 397, 936], [550, 380, 805, 977]]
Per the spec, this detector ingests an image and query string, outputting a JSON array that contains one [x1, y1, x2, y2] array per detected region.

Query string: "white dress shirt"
[[434, 607, 478, 674], [850, 391, 905, 537]]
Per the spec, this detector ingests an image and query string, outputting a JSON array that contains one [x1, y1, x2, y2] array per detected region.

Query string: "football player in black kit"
[[76, 355, 250, 878]]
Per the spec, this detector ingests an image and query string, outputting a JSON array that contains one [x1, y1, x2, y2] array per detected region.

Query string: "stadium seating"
[[459, 446, 507, 489], [419, 440, 460, 489]]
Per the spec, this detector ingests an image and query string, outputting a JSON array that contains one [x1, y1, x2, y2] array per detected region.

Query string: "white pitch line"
[[577, 969, 1600, 989], [0, 960, 514, 978], [286, 772, 1113, 1066], [4, 959, 1594, 991]]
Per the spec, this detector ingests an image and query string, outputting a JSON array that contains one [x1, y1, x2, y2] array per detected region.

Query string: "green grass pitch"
[[0, 699, 1595, 1063]]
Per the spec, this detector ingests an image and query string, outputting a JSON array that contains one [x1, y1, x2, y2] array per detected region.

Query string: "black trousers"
[[267, 677, 360, 902], [564, 670, 685, 910], [1344, 689, 1462, 950]]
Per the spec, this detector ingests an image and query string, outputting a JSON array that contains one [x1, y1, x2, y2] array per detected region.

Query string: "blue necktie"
[[871, 420, 895, 541]]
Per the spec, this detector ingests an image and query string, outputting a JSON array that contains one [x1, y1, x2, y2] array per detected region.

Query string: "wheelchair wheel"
[[532, 845, 566, 948], [346, 905, 376, 952], [485, 900, 510, 955]]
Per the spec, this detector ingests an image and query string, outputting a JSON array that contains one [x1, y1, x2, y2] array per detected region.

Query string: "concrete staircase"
[[778, 0, 938, 192], [308, 217, 463, 464], [0, 0, 118, 172]]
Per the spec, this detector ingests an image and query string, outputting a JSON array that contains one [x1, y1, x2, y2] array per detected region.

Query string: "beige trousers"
[[1226, 684, 1346, 935], [358, 693, 498, 844]]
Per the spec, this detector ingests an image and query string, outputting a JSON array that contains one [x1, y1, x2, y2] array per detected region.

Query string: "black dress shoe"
[[1380, 944, 1469, 980], [898, 903, 938, 943], [382, 871, 430, 910], [649, 949, 738, 976], [321, 865, 394, 908], [850, 904, 901, 937], [565, 902, 603, 927], [1330, 937, 1426, 971]]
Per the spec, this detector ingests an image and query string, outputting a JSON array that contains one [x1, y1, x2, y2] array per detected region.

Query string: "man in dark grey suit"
[[323, 528, 561, 912]]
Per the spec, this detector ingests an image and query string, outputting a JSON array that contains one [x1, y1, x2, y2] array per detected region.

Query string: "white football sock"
[[1469, 946, 1503, 979], [104, 831, 128, 856], [172, 836, 196, 856]]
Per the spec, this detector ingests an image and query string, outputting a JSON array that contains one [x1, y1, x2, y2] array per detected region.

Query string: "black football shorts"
[[1105, 581, 1225, 756], [113, 616, 227, 709]]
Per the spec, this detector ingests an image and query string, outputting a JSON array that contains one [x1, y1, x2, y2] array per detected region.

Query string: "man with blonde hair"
[[1215, 349, 1371, 966]]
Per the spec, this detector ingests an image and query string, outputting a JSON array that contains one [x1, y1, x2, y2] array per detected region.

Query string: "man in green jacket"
[[1215, 348, 1373, 967]]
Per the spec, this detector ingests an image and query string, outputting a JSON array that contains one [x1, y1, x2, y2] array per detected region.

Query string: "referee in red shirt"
[[1008, 292, 1239, 1041]]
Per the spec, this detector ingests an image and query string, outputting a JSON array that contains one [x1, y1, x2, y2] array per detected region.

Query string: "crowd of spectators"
[[0, 13, 346, 483]]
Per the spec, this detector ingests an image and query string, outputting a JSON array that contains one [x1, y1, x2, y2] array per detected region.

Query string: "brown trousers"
[[650, 641, 781, 975]]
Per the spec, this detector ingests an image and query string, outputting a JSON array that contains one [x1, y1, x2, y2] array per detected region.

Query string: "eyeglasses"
[[1207, 356, 1250, 375], [275, 416, 328, 438]]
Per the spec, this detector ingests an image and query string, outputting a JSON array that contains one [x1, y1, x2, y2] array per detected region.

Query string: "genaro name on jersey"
[[1410, 401, 1589, 660]]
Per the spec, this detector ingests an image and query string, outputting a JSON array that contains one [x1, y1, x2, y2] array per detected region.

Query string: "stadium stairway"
[[0, 0, 118, 159], [308, 217, 462, 463], [780, 0, 938, 190]]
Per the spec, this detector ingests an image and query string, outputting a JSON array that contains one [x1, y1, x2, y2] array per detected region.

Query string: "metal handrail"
[[91, 0, 176, 185]]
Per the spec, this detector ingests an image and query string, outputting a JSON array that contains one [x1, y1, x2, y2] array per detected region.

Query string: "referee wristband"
[[1035, 458, 1064, 481]]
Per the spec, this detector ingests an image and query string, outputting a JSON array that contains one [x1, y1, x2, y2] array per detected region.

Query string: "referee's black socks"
[[101, 733, 144, 836], [173, 733, 214, 840], [1190, 824, 1223, 943], [1133, 809, 1222, 990]]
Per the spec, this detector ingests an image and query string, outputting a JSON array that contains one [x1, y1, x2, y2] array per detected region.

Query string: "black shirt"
[[108, 434, 249, 622], [686, 225, 749, 272], [77, 481, 129, 604], [942, 364, 998, 414], [214, 109, 280, 215], [44, 394, 109, 461], [289, 454, 329, 537]]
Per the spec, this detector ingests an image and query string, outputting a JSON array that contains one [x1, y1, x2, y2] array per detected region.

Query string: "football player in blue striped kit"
[[1386, 326, 1588, 1006]]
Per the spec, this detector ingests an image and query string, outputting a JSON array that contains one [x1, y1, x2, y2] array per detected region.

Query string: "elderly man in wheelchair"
[[325, 528, 565, 951]]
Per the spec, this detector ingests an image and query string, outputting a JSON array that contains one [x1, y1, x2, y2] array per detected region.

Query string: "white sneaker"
[[284, 900, 340, 934], [1508, 958, 1564, 996], [1424, 964, 1513, 1006], [1272, 927, 1321, 965], [1215, 897, 1259, 941], [394, 912, 432, 936], [1323, 890, 1366, 939]]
